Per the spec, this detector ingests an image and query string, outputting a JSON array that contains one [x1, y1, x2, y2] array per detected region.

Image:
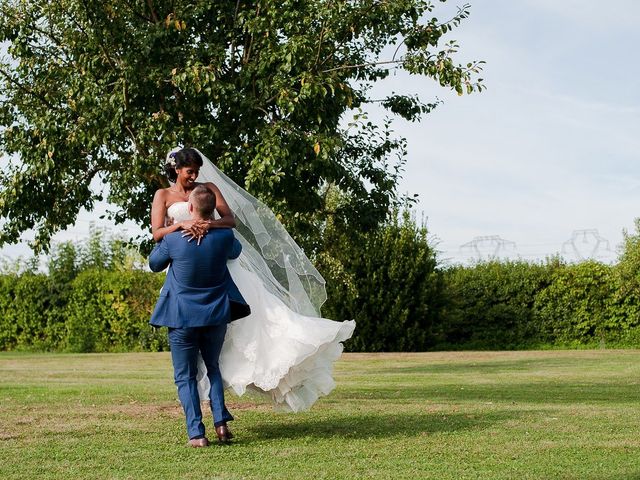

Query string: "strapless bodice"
[[166, 202, 190, 224], [167, 201, 220, 225]]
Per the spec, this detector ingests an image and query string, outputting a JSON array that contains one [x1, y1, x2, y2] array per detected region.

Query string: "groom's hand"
[[181, 220, 210, 245]]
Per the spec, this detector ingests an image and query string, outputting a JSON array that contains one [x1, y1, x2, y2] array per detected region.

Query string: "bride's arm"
[[180, 182, 235, 243], [204, 182, 236, 229], [151, 189, 199, 242]]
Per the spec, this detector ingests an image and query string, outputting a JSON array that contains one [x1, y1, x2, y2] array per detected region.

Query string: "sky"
[[370, 0, 640, 263], [1, 0, 639, 265]]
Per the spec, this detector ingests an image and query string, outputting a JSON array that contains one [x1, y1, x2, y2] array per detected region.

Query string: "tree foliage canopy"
[[0, 0, 483, 251]]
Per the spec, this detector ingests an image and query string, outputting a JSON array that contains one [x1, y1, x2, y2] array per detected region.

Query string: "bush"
[[65, 270, 167, 352], [529, 221, 640, 348], [613, 219, 640, 336], [0, 274, 18, 349], [533, 261, 619, 346], [4, 220, 640, 353], [438, 259, 561, 349], [0, 273, 68, 351], [319, 209, 444, 351], [0, 269, 167, 352], [0, 227, 165, 352]]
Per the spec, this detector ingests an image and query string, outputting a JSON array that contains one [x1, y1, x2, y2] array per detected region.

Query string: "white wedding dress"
[[167, 201, 355, 412]]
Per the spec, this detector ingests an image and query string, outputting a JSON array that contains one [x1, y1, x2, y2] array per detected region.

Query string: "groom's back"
[[164, 229, 238, 288]]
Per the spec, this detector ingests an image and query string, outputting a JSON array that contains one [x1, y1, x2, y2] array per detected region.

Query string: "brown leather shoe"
[[215, 425, 232, 444], [188, 437, 209, 448]]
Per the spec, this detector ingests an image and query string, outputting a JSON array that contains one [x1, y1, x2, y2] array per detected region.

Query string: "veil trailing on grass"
[[169, 147, 327, 317]]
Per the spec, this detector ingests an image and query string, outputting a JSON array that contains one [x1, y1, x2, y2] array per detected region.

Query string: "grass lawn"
[[1, 350, 640, 479]]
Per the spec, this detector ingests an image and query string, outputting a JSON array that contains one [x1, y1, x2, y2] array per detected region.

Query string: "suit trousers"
[[168, 325, 234, 439]]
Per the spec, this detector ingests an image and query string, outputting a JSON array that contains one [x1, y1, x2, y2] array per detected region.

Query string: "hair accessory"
[[168, 152, 177, 167]]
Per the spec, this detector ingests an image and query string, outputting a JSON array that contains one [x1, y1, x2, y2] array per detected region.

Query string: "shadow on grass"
[[340, 355, 640, 405], [332, 381, 640, 405], [377, 356, 634, 375], [247, 410, 517, 441]]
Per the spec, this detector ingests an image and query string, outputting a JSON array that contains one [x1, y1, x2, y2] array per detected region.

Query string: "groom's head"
[[188, 185, 216, 219]]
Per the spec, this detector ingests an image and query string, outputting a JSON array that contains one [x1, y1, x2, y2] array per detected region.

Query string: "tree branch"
[[124, 124, 143, 157], [314, 22, 327, 67], [242, 4, 260, 66], [322, 59, 402, 74], [438, 4, 472, 29], [229, 0, 241, 70], [391, 38, 406, 62], [146, 0, 159, 23], [78, 0, 119, 71], [0, 66, 57, 110]]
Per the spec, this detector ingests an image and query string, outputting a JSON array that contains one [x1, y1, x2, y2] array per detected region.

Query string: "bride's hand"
[[181, 220, 210, 245]]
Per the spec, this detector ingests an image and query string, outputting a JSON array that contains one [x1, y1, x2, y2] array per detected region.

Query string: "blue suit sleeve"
[[229, 235, 242, 260], [149, 239, 171, 272]]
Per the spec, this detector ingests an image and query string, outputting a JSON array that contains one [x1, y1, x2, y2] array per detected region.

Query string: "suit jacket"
[[148, 228, 249, 328]]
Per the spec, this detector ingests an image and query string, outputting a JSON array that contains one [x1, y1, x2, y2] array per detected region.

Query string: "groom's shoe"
[[215, 425, 232, 444], [188, 437, 210, 448]]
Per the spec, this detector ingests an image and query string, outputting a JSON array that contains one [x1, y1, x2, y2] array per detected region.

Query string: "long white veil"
[[190, 148, 327, 317]]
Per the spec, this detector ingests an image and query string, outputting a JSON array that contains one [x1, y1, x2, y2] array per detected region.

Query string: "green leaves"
[[318, 206, 442, 351], [0, 0, 484, 252], [381, 94, 441, 122]]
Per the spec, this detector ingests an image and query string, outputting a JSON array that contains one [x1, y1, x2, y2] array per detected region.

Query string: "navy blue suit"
[[149, 228, 245, 439]]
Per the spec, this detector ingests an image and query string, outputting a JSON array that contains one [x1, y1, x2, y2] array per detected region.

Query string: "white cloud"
[[368, 2, 640, 263]]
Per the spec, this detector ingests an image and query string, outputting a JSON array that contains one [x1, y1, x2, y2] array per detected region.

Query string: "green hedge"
[[437, 260, 561, 349], [0, 273, 67, 351], [318, 210, 444, 351], [534, 261, 616, 346], [437, 258, 640, 350], [65, 270, 167, 352], [0, 269, 167, 352], [2, 258, 640, 352], [2, 220, 640, 352]]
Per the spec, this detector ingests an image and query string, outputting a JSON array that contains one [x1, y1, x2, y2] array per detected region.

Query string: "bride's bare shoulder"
[[153, 187, 171, 198], [199, 181, 221, 193], [152, 188, 172, 209]]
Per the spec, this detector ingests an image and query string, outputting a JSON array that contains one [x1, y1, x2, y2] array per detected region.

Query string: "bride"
[[151, 147, 355, 412]]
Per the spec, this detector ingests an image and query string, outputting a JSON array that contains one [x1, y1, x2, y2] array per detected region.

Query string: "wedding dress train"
[[166, 201, 355, 412]]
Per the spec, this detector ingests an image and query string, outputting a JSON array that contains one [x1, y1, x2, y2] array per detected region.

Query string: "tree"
[[0, 0, 483, 252], [317, 204, 444, 351], [617, 218, 640, 295]]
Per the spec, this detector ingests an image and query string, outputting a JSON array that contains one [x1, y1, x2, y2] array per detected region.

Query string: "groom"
[[149, 185, 245, 447]]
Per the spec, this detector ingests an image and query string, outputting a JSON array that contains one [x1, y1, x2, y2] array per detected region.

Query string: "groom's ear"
[[188, 202, 194, 213]]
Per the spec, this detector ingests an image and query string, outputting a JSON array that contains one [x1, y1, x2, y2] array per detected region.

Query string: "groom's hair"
[[190, 185, 217, 218]]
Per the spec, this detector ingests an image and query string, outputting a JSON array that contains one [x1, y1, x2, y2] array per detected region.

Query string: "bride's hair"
[[164, 147, 203, 183]]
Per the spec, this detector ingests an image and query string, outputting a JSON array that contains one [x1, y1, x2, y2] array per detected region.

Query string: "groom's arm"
[[228, 236, 242, 260], [149, 239, 171, 272]]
